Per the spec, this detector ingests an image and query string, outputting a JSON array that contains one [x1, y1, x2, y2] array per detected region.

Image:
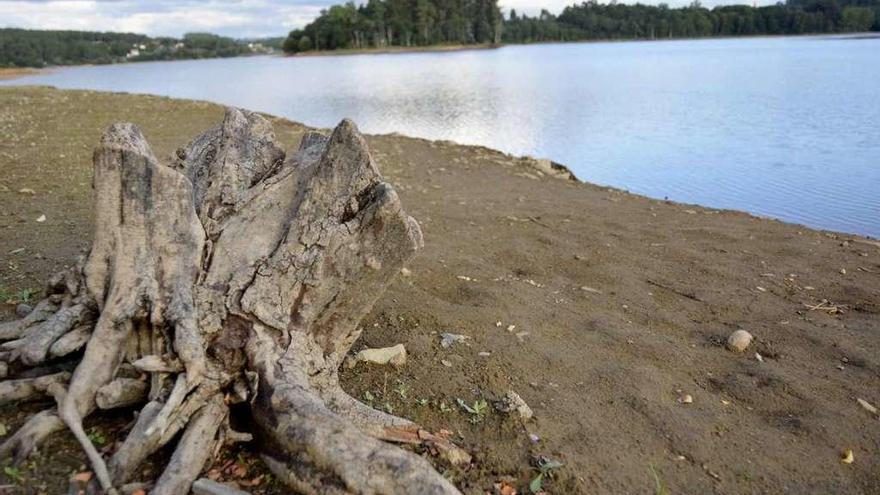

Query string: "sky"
[[0, 0, 767, 39]]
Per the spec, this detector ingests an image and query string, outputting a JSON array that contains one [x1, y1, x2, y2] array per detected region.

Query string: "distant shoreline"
[[288, 43, 500, 58], [284, 32, 879, 58], [0, 67, 45, 80]]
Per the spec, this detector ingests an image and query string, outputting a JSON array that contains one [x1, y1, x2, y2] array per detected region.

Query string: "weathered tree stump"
[[0, 109, 467, 494]]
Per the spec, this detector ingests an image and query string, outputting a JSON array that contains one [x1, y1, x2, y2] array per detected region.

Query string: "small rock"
[[495, 390, 533, 420], [841, 449, 854, 464], [478, 351, 491, 357], [528, 433, 540, 443], [352, 344, 407, 366], [440, 332, 468, 348], [506, 324, 516, 332], [840, 268, 847, 275], [440, 359, 452, 367], [15, 303, 33, 318], [755, 352, 764, 363], [727, 330, 753, 352], [495, 321, 502, 327], [36, 214, 46, 223], [400, 267, 412, 277], [678, 393, 693, 404], [579, 286, 602, 294], [17, 188, 35, 195]]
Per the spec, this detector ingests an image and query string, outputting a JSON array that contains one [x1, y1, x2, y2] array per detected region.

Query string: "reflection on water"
[[4, 35, 879, 236]]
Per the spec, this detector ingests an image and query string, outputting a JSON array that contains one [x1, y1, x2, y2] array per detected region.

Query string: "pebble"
[[440, 359, 452, 367], [15, 303, 32, 318], [755, 352, 764, 363], [349, 344, 407, 367], [579, 286, 602, 294], [440, 332, 468, 348], [478, 351, 491, 357], [495, 391, 533, 420], [36, 214, 46, 223], [506, 324, 516, 332], [678, 393, 693, 404], [727, 330, 753, 352], [400, 267, 412, 277], [18, 188, 35, 195]]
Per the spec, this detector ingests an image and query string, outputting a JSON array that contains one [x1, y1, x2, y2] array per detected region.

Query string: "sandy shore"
[[0, 67, 44, 80], [0, 87, 878, 494]]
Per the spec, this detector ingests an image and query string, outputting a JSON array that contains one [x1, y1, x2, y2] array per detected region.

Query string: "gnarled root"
[[0, 108, 464, 494]]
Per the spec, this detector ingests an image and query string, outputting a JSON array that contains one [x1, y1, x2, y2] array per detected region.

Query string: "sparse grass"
[[650, 463, 669, 495]]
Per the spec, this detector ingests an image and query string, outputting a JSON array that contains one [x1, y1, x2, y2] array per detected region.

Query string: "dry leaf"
[[72, 471, 93, 483]]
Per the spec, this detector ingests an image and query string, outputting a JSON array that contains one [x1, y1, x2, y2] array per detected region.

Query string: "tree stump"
[[0, 109, 467, 494]]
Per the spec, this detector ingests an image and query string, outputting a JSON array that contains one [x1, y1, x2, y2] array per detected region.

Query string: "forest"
[[283, 0, 879, 52], [0, 29, 276, 68]]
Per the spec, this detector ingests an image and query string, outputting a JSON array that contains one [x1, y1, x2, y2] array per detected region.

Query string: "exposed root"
[[152, 394, 226, 495], [0, 371, 70, 406], [0, 410, 64, 464], [0, 110, 463, 494]]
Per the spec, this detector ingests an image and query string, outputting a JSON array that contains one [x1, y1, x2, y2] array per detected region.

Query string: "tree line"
[[284, 0, 878, 53], [0, 29, 277, 68], [283, 0, 503, 52]]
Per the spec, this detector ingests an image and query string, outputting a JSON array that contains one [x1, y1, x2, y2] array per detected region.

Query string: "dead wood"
[[0, 109, 463, 494]]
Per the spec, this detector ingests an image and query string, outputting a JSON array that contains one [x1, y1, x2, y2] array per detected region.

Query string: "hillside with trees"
[[0, 29, 275, 68], [283, 0, 879, 53]]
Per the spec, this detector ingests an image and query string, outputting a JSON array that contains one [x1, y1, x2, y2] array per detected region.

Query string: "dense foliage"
[[504, 0, 879, 42], [282, 0, 503, 52], [284, 0, 878, 52], [0, 29, 275, 68]]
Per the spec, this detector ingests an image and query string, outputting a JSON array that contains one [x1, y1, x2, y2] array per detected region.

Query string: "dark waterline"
[[4, 35, 879, 237]]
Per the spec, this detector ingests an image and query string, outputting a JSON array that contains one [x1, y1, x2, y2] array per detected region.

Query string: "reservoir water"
[[4, 35, 879, 236]]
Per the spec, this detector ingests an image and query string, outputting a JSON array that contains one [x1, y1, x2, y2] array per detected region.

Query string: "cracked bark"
[[0, 109, 465, 494]]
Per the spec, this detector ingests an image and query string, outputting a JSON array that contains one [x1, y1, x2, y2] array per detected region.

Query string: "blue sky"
[[0, 0, 767, 38]]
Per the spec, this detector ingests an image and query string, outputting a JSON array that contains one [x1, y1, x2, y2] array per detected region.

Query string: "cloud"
[[0, 0, 776, 38], [0, 0, 331, 38]]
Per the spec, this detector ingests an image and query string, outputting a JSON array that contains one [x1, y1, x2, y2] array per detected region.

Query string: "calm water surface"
[[5, 36, 879, 236]]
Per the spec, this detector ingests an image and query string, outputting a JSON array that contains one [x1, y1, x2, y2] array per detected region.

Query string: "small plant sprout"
[[87, 428, 106, 446], [456, 398, 489, 423], [415, 398, 429, 406], [363, 390, 375, 405], [439, 401, 453, 414], [383, 402, 394, 414], [395, 381, 409, 399], [15, 288, 37, 303], [529, 456, 563, 493], [3, 465, 23, 483]]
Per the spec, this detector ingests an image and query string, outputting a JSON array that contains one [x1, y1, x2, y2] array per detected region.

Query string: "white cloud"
[[0, 0, 780, 38], [0, 0, 332, 38]]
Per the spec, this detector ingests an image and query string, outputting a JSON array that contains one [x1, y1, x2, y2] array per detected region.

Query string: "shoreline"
[[0, 67, 45, 80], [287, 43, 500, 58], [283, 31, 878, 58], [0, 87, 878, 493]]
